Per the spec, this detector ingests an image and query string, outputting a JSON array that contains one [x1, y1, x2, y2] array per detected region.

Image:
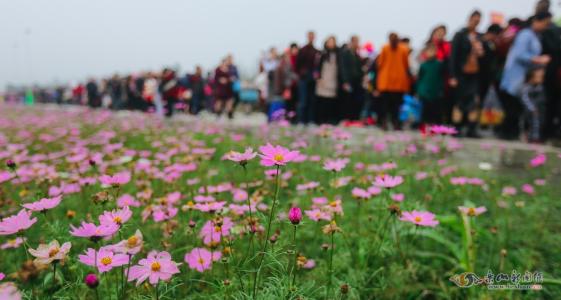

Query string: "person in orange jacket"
[[375, 32, 411, 130]]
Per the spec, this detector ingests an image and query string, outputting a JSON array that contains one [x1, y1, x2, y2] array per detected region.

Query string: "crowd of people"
[[3, 0, 561, 142]]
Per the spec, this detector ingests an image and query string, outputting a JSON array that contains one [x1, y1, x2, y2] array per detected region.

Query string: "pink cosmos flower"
[[323, 158, 349, 172], [305, 209, 332, 222], [99, 171, 131, 186], [429, 125, 458, 135], [367, 186, 382, 196], [22, 196, 62, 212], [391, 193, 405, 202], [69, 222, 119, 239], [0, 209, 37, 236], [522, 184, 535, 195], [117, 194, 141, 208], [199, 217, 234, 246], [0, 273, 4, 281], [0, 282, 22, 300], [502, 186, 517, 196], [99, 206, 132, 226], [400, 210, 439, 227], [224, 148, 257, 166], [352, 187, 370, 199], [0, 237, 25, 249], [28, 240, 71, 265], [530, 153, 546, 168], [127, 251, 180, 286], [184, 248, 222, 272], [373, 174, 404, 189], [458, 206, 487, 217], [415, 172, 428, 180], [258, 143, 300, 167], [110, 230, 143, 255], [79, 247, 129, 273]]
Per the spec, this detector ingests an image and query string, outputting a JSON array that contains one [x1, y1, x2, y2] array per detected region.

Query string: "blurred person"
[[86, 78, 101, 108], [449, 10, 485, 137], [284, 43, 300, 122], [479, 24, 504, 101], [214, 59, 235, 118], [520, 67, 547, 142], [226, 55, 240, 119], [375, 32, 411, 130], [417, 44, 445, 124], [187, 66, 206, 115], [160, 68, 181, 117], [267, 53, 296, 122], [499, 11, 552, 140], [340, 35, 365, 121], [295, 31, 320, 124], [315, 36, 342, 125], [144, 72, 163, 116], [535, 0, 561, 139]]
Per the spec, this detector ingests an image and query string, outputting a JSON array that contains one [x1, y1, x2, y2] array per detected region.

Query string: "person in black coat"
[[340, 35, 366, 121], [449, 10, 485, 137], [536, 0, 561, 139]]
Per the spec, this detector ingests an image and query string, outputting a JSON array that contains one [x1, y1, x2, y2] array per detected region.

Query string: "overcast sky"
[[0, 0, 556, 90]]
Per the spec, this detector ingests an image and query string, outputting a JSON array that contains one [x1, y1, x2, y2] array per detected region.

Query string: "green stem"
[[252, 165, 281, 298], [52, 262, 57, 289], [462, 214, 475, 272], [327, 232, 335, 299], [290, 225, 298, 288]]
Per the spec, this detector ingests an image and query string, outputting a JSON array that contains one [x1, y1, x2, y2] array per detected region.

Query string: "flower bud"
[[6, 159, 16, 170], [288, 207, 302, 225], [84, 273, 99, 288]]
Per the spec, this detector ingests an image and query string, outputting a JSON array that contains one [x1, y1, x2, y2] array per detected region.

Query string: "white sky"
[[0, 0, 556, 90]]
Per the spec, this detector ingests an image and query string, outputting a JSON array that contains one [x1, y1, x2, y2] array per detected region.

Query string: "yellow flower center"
[[273, 154, 284, 162], [214, 226, 221, 233], [414, 216, 422, 223], [187, 201, 194, 207], [8, 239, 16, 245], [49, 247, 60, 257], [198, 258, 205, 265], [127, 236, 138, 247], [101, 257, 112, 266], [329, 202, 337, 207], [113, 216, 122, 224], [468, 208, 476, 216], [151, 262, 161, 272]]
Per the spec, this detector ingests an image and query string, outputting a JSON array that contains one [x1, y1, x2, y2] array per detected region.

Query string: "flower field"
[[0, 105, 560, 299]]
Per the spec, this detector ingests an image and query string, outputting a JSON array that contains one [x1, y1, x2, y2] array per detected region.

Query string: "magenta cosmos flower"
[[0, 209, 37, 236], [224, 148, 257, 166], [400, 210, 439, 227], [128, 251, 181, 286], [99, 171, 131, 186], [458, 206, 487, 217], [28, 240, 71, 265], [288, 207, 303, 225], [69, 222, 119, 240], [429, 125, 458, 135], [258, 143, 300, 167], [184, 248, 222, 272], [373, 174, 404, 189], [99, 206, 132, 226], [530, 153, 546, 168], [79, 246, 129, 273], [323, 158, 349, 172], [22, 196, 62, 212]]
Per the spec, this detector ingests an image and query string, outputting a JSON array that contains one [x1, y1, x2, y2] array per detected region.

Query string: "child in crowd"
[[519, 67, 546, 143], [417, 45, 445, 124]]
